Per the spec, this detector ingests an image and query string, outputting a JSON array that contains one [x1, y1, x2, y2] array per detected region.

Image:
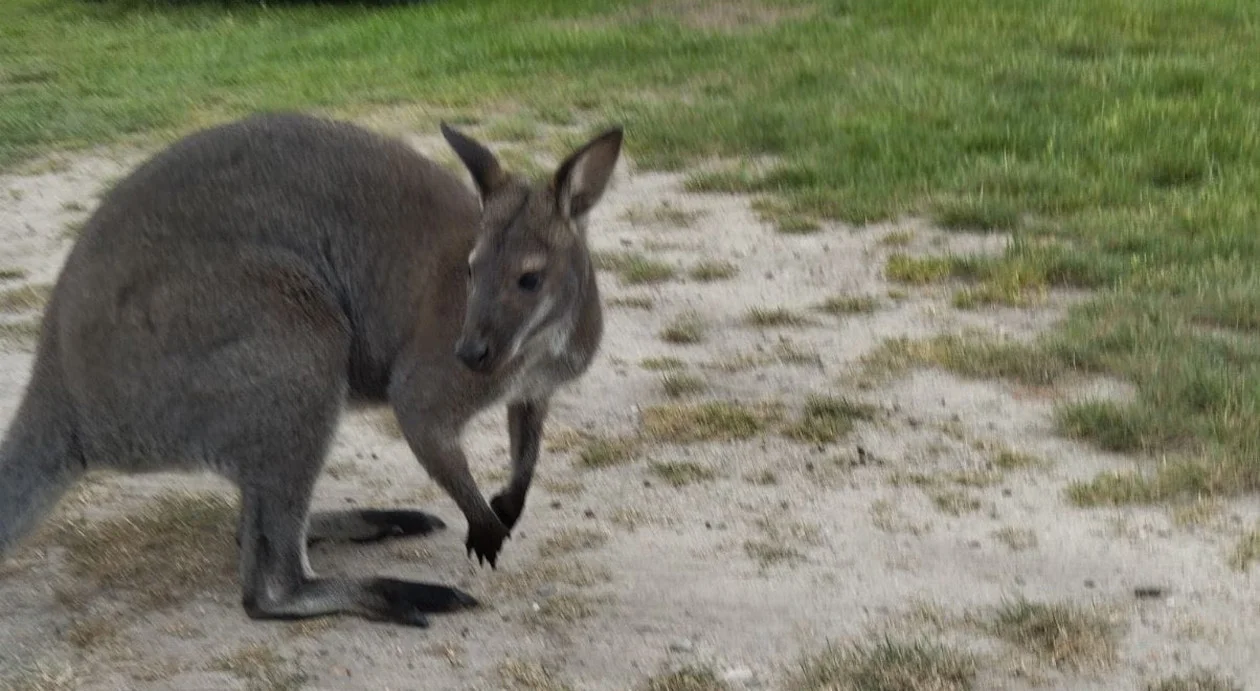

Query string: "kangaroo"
[[0, 112, 622, 627]]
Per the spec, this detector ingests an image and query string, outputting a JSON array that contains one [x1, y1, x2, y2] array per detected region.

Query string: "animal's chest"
[[499, 351, 588, 405]]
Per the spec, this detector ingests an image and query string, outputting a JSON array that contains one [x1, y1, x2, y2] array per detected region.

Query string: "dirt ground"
[[1, 123, 1257, 690]]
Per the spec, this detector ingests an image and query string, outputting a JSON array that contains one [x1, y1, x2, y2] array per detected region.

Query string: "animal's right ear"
[[441, 122, 506, 199]]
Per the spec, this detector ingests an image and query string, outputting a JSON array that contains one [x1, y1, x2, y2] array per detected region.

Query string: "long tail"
[[0, 396, 83, 556]]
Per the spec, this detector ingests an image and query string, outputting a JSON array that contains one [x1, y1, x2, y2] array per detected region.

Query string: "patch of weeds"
[[649, 461, 716, 487], [645, 665, 727, 691], [488, 558, 612, 598], [61, 200, 87, 212], [984, 599, 1119, 669], [1146, 670, 1243, 691], [861, 332, 1063, 387], [1065, 459, 1247, 507], [541, 478, 585, 496], [1171, 500, 1221, 528], [608, 295, 656, 310], [0, 318, 41, 351], [52, 491, 237, 610], [577, 436, 639, 469], [545, 428, 586, 453], [745, 306, 812, 328], [880, 231, 914, 247], [689, 259, 738, 281], [498, 659, 572, 691], [0, 267, 26, 281], [660, 312, 707, 344], [784, 396, 876, 444], [482, 117, 540, 143], [1228, 528, 1260, 572], [817, 294, 879, 315], [870, 499, 928, 537], [209, 644, 306, 691], [885, 253, 954, 284], [538, 528, 607, 558], [65, 616, 120, 650], [743, 540, 804, 568], [0, 284, 50, 313], [788, 637, 976, 691], [641, 356, 686, 371], [60, 218, 86, 239], [773, 338, 822, 367], [594, 251, 676, 285], [527, 593, 599, 628], [931, 490, 981, 516], [745, 469, 778, 486], [752, 197, 821, 234], [623, 201, 702, 228], [3, 659, 77, 691], [641, 401, 782, 443], [992, 448, 1041, 470], [661, 372, 706, 398], [992, 526, 1038, 551], [1055, 400, 1152, 453]]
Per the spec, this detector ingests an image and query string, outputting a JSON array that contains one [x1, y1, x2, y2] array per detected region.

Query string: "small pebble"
[[583, 509, 595, 519]]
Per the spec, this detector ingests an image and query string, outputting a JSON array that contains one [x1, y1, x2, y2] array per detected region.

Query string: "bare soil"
[[1, 127, 1257, 690]]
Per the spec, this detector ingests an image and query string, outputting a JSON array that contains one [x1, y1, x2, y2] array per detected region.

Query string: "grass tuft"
[[594, 251, 676, 285], [577, 436, 639, 469], [538, 528, 608, 558], [649, 461, 716, 487], [0, 284, 51, 313], [689, 259, 739, 282], [783, 395, 876, 444], [51, 491, 237, 610], [744, 307, 811, 328], [817, 294, 879, 315], [985, 599, 1119, 669], [1228, 527, 1260, 572], [641, 401, 781, 443], [789, 637, 976, 691], [660, 312, 707, 344], [1145, 670, 1243, 691], [646, 666, 727, 691], [661, 372, 707, 398]]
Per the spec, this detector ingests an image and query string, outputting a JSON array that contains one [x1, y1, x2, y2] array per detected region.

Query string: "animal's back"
[[45, 113, 480, 467]]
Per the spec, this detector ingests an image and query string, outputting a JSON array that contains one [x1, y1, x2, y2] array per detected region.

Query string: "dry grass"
[[0, 318, 41, 351], [538, 528, 608, 558], [2, 659, 78, 691], [209, 644, 306, 691], [661, 372, 707, 398], [622, 201, 703, 228], [577, 435, 640, 469], [992, 526, 1038, 552], [660, 312, 707, 344], [860, 332, 1062, 387], [0, 284, 51, 313], [641, 401, 782, 443], [788, 637, 977, 691], [498, 659, 573, 691], [649, 461, 717, 487], [817, 294, 880, 315], [609, 295, 656, 310], [744, 306, 812, 328], [744, 539, 804, 568], [64, 616, 121, 650], [783, 396, 876, 444], [1146, 670, 1243, 691], [1228, 528, 1260, 571], [930, 490, 981, 516], [689, 259, 738, 281], [645, 666, 728, 691], [51, 491, 237, 610], [594, 251, 676, 285], [487, 557, 613, 598], [641, 356, 687, 371], [984, 599, 1120, 669]]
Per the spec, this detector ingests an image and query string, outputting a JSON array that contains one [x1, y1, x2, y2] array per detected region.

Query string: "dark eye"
[[518, 271, 542, 292]]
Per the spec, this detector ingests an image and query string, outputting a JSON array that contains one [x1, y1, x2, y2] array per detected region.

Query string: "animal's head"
[[441, 122, 623, 375]]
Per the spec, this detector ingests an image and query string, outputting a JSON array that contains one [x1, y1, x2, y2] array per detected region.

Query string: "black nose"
[[456, 339, 491, 372]]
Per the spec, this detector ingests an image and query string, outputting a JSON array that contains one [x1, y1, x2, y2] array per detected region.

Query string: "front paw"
[[465, 516, 510, 569], [490, 491, 525, 531]]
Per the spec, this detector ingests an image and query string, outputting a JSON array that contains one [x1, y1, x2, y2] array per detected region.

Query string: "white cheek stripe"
[[507, 295, 556, 362]]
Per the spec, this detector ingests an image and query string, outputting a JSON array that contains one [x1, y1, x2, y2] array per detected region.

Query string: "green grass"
[[660, 312, 707, 344], [649, 461, 716, 487], [817, 294, 879, 315], [645, 666, 727, 691], [688, 259, 738, 281], [660, 372, 706, 398], [3, 0, 1258, 509], [577, 435, 640, 469], [744, 307, 811, 328], [1146, 671, 1242, 691], [783, 395, 876, 444], [641, 400, 781, 443], [594, 251, 676, 285]]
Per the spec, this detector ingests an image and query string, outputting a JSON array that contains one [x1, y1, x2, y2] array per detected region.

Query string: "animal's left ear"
[[552, 126, 624, 223]]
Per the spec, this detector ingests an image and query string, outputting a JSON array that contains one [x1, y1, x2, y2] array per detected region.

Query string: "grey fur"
[[0, 112, 622, 627]]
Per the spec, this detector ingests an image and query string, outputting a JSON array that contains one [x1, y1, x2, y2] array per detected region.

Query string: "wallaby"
[[0, 112, 622, 627]]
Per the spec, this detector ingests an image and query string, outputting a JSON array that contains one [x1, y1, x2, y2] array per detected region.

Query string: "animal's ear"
[[441, 122, 507, 199], [552, 126, 623, 223]]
